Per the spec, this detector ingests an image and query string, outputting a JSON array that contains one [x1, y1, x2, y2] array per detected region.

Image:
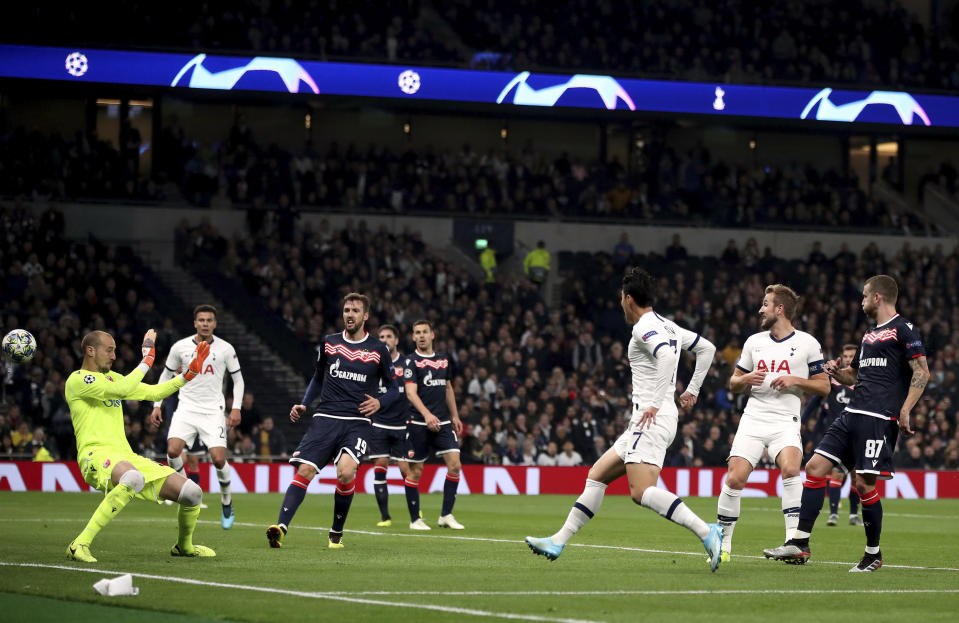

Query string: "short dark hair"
[[343, 292, 370, 313], [378, 323, 399, 338], [764, 284, 800, 320], [842, 343, 858, 352], [412, 319, 433, 331], [193, 304, 217, 319], [622, 267, 656, 308], [864, 274, 898, 304]]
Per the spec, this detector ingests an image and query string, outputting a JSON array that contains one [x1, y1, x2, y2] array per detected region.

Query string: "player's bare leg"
[[68, 461, 144, 563], [328, 453, 359, 548], [437, 451, 464, 529], [775, 447, 803, 542], [526, 448, 624, 560], [209, 446, 234, 529], [270, 462, 317, 547], [159, 472, 215, 557], [405, 460, 429, 529], [717, 456, 752, 557], [764, 453, 832, 563]]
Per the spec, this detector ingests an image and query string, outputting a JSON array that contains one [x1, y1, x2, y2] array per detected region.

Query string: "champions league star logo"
[[496, 71, 636, 110], [171, 54, 320, 94], [800, 88, 931, 126]]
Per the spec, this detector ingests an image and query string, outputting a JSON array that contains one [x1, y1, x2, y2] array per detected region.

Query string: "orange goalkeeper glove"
[[183, 341, 211, 381], [141, 331, 157, 367]]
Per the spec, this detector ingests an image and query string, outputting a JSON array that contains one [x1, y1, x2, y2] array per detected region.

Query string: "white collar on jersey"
[[341, 330, 368, 344], [874, 313, 900, 329], [415, 349, 436, 358], [391, 352, 401, 363]]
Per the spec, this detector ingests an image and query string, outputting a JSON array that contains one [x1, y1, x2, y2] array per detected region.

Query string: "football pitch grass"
[[2, 492, 958, 622]]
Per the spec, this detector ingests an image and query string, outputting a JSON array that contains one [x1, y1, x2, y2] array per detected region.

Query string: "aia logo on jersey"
[[756, 360, 791, 373], [863, 328, 897, 344]]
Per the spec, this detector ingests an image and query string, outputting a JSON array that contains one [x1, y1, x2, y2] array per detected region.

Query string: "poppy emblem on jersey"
[[83, 374, 95, 384], [103, 459, 111, 469], [642, 330, 658, 342], [862, 327, 897, 344]]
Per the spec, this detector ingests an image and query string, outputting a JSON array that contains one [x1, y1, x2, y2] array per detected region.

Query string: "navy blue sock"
[[795, 475, 828, 539], [405, 477, 421, 522], [331, 479, 355, 533], [849, 490, 861, 516], [441, 473, 459, 516], [860, 489, 883, 548], [187, 472, 200, 486], [827, 479, 841, 515], [373, 466, 390, 520], [278, 473, 311, 528]]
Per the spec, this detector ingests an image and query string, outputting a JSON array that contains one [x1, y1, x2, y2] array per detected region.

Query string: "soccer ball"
[[2, 329, 37, 363]]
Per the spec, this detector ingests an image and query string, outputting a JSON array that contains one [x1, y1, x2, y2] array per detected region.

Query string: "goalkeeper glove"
[[184, 341, 211, 381], [141, 335, 156, 367]]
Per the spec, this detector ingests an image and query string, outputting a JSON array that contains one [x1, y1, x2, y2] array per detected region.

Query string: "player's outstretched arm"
[[182, 341, 211, 381]]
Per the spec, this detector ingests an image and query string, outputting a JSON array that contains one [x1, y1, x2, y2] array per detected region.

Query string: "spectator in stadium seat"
[[556, 440, 583, 466], [254, 416, 288, 462], [665, 234, 688, 263], [537, 441, 560, 466]]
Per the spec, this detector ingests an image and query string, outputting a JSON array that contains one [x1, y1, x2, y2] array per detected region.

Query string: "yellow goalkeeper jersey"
[[65, 367, 185, 455]]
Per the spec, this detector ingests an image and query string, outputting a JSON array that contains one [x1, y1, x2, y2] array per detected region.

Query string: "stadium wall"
[[4, 462, 957, 500], [51, 203, 957, 269]]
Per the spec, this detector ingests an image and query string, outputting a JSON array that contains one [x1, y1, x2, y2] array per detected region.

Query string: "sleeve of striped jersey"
[[806, 336, 826, 375], [899, 323, 926, 360], [377, 344, 399, 409]]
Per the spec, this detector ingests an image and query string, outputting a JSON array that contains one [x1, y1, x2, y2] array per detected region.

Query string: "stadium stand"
[[173, 216, 959, 469]]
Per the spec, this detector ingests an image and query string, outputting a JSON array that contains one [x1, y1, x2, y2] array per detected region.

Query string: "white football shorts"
[[614, 408, 678, 468], [167, 408, 227, 450], [728, 414, 801, 467]]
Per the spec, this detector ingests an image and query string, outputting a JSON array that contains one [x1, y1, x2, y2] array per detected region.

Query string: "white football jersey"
[[628, 311, 699, 420], [163, 336, 240, 413], [736, 329, 825, 422]]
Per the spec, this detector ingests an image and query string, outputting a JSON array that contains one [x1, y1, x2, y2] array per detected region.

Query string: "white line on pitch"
[[5, 517, 959, 573], [324, 589, 959, 596], [0, 561, 598, 623]]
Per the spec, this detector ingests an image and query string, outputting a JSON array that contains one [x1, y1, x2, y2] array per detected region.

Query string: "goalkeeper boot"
[[376, 518, 393, 527], [525, 536, 565, 561], [67, 540, 97, 563], [171, 544, 216, 557], [221, 503, 235, 530], [702, 523, 723, 572], [328, 531, 345, 549]]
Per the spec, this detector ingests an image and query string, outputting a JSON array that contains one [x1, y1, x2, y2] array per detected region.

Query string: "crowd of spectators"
[[0, 204, 291, 463], [178, 216, 959, 471], [9, 1, 959, 90], [4, 121, 930, 235]]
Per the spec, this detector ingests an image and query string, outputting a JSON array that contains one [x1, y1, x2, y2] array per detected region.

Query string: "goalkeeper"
[[65, 329, 213, 563]]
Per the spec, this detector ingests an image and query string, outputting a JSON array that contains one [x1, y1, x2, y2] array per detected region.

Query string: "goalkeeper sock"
[[641, 487, 710, 540], [75, 484, 137, 546], [551, 479, 607, 545], [168, 454, 186, 478], [177, 504, 202, 552], [278, 473, 310, 528], [405, 477, 421, 522], [717, 483, 741, 552], [373, 466, 390, 520], [331, 479, 355, 533], [216, 463, 232, 506], [441, 473, 459, 516]]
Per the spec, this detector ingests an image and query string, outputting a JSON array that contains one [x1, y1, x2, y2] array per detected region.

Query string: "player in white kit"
[[150, 305, 245, 529], [526, 267, 724, 571], [717, 285, 829, 559]]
